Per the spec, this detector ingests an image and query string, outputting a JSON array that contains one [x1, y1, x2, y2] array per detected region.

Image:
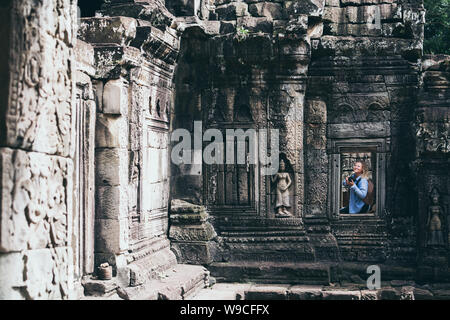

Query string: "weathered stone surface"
[[0, 148, 71, 252], [102, 79, 129, 116], [79, 17, 137, 46], [288, 285, 323, 300], [95, 114, 128, 148], [82, 278, 118, 296], [95, 148, 128, 187], [95, 186, 128, 220], [3, 0, 74, 157], [322, 289, 361, 300], [169, 224, 216, 241], [216, 2, 249, 20], [95, 218, 129, 254], [248, 2, 285, 20], [0, 248, 72, 300], [245, 284, 290, 300]]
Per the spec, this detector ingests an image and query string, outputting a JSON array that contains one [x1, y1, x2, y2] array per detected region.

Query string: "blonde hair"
[[355, 160, 370, 179]]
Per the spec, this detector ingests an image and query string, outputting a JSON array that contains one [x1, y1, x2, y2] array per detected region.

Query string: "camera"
[[347, 173, 357, 183]]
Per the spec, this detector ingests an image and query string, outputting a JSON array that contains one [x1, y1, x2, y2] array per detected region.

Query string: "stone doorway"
[[205, 128, 258, 215]]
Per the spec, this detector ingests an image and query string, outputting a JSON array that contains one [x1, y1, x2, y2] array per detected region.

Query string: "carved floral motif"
[[0, 149, 70, 252]]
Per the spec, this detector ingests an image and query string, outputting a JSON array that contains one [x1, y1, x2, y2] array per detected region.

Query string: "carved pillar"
[[305, 99, 328, 217], [415, 56, 450, 277], [270, 21, 310, 220], [73, 40, 96, 283], [0, 0, 77, 299]]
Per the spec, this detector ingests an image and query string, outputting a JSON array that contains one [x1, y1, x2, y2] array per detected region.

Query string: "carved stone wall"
[[0, 0, 77, 299], [304, 0, 424, 264], [414, 55, 450, 279], [1, 0, 449, 298], [78, 0, 181, 290]]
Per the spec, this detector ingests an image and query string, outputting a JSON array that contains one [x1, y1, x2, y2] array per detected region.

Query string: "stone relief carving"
[[426, 187, 446, 247], [0, 149, 70, 252], [272, 159, 293, 218], [328, 95, 390, 124], [5, 0, 73, 156], [415, 121, 450, 155], [22, 247, 70, 300]]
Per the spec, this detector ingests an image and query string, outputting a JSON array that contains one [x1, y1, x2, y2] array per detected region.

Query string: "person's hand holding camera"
[[346, 176, 355, 187]]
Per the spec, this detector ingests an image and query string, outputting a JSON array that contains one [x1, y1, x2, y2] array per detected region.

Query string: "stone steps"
[[189, 282, 450, 300], [209, 261, 331, 285], [120, 264, 210, 300], [81, 264, 209, 300]]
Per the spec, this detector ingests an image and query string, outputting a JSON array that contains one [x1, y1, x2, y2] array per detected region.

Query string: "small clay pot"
[[98, 264, 112, 280]]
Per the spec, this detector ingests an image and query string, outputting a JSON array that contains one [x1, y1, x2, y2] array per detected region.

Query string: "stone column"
[[0, 0, 77, 299], [94, 77, 130, 273], [270, 18, 311, 220], [304, 99, 328, 217]]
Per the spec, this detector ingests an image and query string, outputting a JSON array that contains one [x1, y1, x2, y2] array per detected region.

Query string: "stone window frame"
[[328, 138, 388, 219]]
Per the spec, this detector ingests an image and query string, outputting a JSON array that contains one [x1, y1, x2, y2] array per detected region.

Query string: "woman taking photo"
[[340, 161, 370, 214]]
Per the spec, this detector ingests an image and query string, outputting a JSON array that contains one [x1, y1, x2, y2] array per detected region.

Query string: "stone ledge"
[[120, 264, 209, 300], [188, 282, 450, 300]]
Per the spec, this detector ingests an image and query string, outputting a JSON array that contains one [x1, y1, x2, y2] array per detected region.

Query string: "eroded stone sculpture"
[[272, 159, 292, 218], [427, 187, 446, 246]]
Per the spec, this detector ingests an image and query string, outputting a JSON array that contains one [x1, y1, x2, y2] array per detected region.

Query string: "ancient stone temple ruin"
[[0, 0, 449, 300]]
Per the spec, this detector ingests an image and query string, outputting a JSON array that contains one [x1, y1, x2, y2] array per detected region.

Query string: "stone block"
[[95, 114, 128, 148], [96, 186, 128, 220], [82, 279, 118, 296], [220, 21, 237, 34], [288, 285, 323, 300], [169, 224, 216, 241], [95, 218, 129, 254], [322, 290, 361, 300], [249, 2, 285, 20], [170, 199, 206, 214], [237, 17, 273, 34], [102, 79, 129, 116], [284, 0, 325, 16], [95, 148, 128, 186], [78, 17, 137, 46], [75, 40, 95, 76], [245, 285, 290, 300], [171, 241, 216, 265], [216, 3, 248, 21]]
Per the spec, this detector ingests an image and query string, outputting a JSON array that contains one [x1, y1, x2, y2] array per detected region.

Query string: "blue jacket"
[[343, 176, 368, 213]]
